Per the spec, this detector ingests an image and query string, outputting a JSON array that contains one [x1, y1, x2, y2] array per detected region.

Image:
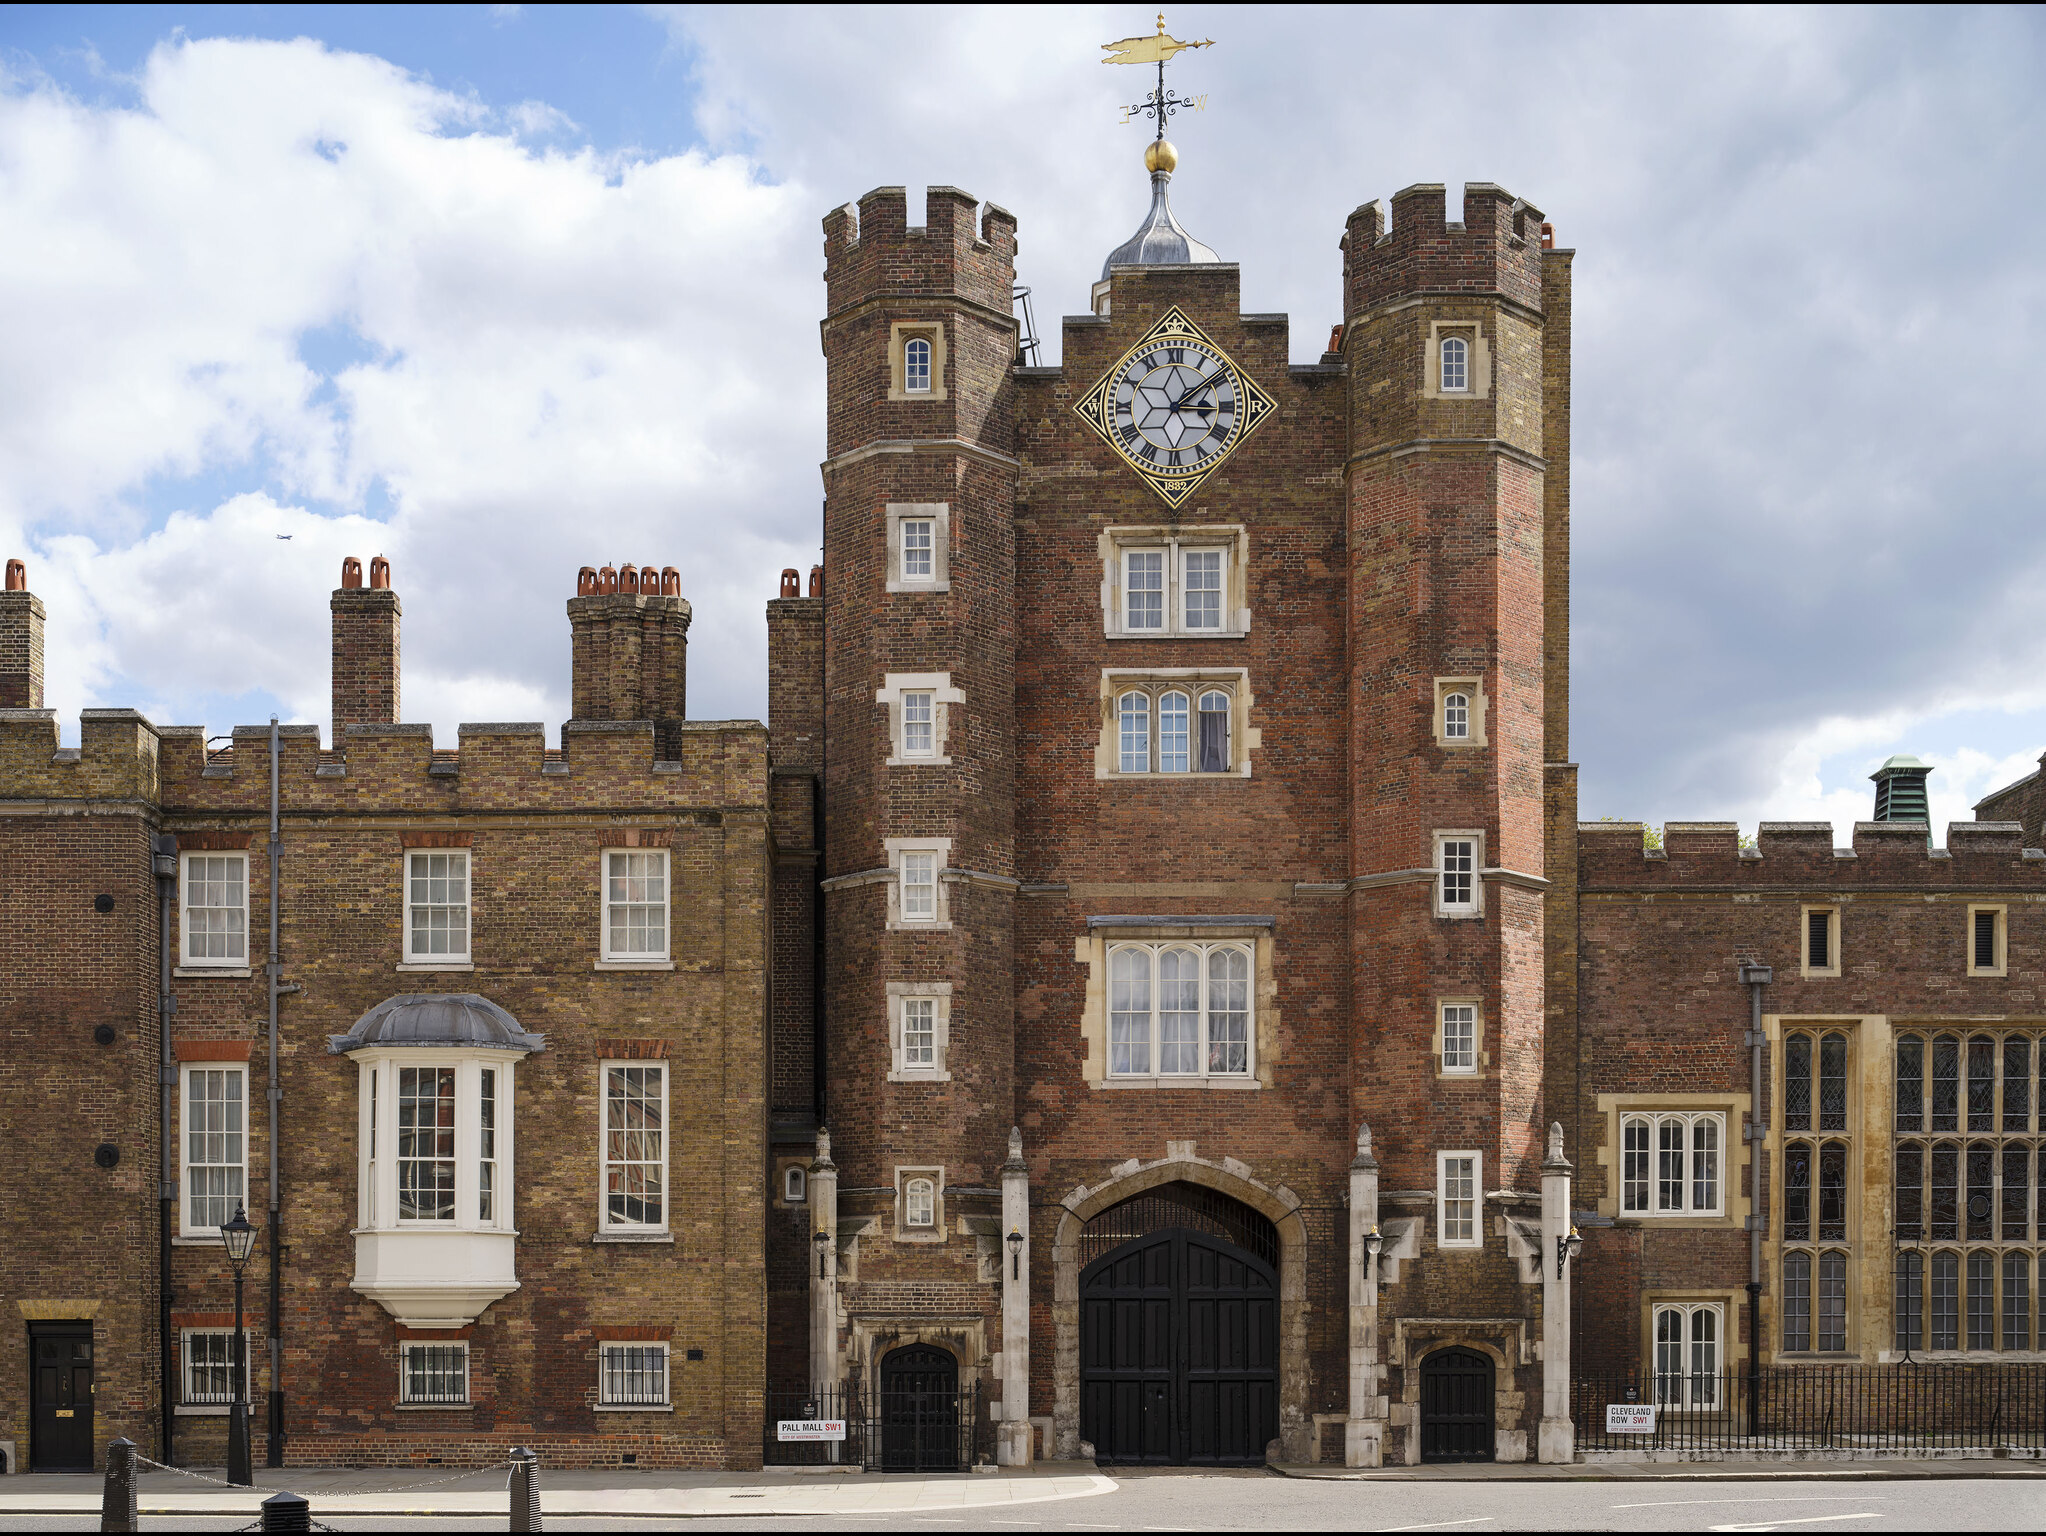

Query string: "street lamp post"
[[219, 1203, 260, 1487]]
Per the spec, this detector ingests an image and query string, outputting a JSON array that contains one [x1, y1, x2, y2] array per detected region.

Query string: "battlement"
[[1342, 182, 1548, 318], [1579, 818, 2045, 889], [823, 185, 1017, 316]]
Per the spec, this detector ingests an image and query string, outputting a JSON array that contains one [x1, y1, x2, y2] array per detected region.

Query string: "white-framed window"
[[399, 1341, 469, 1405], [602, 849, 669, 961], [599, 1342, 671, 1408], [602, 1062, 668, 1232], [1443, 692, 1469, 740], [901, 518, 934, 582], [1652, 1304, 1721, 1407], [1435, 833, 1480, 916], [180, 852, 248, 966], [398, 1065, 458, 1221], [876, 672, 961, 765], [1621, 1112, 1724, 1216], [1107, 942, 1253, 1080], [903, 335, 932, 394], [478, 1066, 499, 1223], [901, 852, 936, 921], [905, 1177, 936, 1228], [1437, 1151, 1481, 1248], [901, 691, 935, 758], [180, 1329, 252, 1406], [1112, 543, 1239, 637], [1440, 335, 1469, 393], [181, 1063, 247, 1235], [1112, 684, 1235, 774], [784, 1165, 808, 1204], [404, 850, 470, 963], [888, 983, 952, 1081], [886, 504, 950, 592], [1440, 1002, 1477, 1075]]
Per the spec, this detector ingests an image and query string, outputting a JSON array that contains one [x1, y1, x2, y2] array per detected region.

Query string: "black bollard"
[[99, 1437, 137, 1534], [508, 1445, 542, 1533], [259, 1490, 311, 1532]]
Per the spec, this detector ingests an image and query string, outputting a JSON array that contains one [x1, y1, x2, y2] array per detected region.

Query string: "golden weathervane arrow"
[[1105, 13, 1214, 136]]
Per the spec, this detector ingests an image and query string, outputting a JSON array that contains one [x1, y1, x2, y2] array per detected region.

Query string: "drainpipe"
[[265, 718, 285, 1466], [154, 832, 179, 1464], [1738, 960, 1772, 1438]]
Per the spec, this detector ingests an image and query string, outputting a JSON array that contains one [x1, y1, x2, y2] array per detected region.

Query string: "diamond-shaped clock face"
[[1074, 306, 1277, 508]]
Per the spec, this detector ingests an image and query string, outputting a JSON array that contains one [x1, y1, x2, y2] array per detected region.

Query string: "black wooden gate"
[[879, 1345, 961, 1472], [1419, 1347, 1494, 1462], [30, 1323, 94, 1471], [1080, 1216, 1278, 1465]]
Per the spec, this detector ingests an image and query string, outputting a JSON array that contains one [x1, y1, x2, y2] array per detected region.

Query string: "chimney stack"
[[0, 558, 46, 709], [332, 554, 401, 734], [567, 563, 690, 756]]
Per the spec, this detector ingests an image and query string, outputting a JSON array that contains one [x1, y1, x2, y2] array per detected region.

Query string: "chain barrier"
[[134, 1451, 514, 1500]]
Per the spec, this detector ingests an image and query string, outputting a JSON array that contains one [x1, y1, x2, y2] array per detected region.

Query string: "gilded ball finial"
[[1145, 138, 1178, 174]]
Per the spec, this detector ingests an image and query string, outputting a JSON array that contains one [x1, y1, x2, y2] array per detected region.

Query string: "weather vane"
[[1104, 13, 1214, 140]]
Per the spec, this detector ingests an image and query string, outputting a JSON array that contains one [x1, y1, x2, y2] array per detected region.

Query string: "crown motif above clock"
[[1074, 307, 1276, 507]]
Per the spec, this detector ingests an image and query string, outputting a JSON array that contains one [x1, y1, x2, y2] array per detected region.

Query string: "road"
[[4, 1469, 2046, 1531]]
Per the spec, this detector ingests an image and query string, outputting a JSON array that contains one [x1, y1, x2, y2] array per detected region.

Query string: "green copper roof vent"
[[1871, 754, 1933, 827]]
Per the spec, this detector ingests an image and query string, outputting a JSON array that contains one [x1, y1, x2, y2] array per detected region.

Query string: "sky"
[[2, 4, 2044, 843]]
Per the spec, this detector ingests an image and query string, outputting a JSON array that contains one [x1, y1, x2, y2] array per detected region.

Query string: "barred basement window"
[[400, 1342, 469, 1405], [1892, 1027, 2044, 1353], [603, 850, 668, 961], [181, 1329, 251, 1405], [180, 853, 247, 966], [599, 1343, 670, 1407]]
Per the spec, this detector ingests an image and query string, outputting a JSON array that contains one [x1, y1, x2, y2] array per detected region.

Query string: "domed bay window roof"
[[332, 993, 543, 1329], [1093, 139, 1221, 317]]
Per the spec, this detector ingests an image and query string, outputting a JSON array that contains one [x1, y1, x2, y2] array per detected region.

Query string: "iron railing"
[[1573, 1364, 2046, 1454], [763, 1383, 988, 1471]]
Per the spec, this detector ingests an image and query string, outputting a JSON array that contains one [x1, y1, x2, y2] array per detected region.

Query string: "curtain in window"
[[1109, 948, 1151, 1075], [1157, 948, 1200, 1074], [1207, 947, 1249, 1074], [1197, 691, 1229, 772]]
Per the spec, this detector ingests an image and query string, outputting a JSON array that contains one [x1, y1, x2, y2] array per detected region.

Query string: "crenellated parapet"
[[1580, 819, 2046, 890], [822, 185, 1017, 320], [1342, 182, 1547, 320], [0, 707, 161, 802]]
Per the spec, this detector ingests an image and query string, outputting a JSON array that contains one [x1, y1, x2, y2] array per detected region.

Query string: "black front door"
[[30, 1324, 94, 1471], [878, 1344, 960, 1472], [1418, 1347, 1494, 1463], [1080, 1227, 1277, 1465]]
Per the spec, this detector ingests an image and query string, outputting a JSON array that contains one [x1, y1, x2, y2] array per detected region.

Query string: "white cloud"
[[1, 35, 816, 741]]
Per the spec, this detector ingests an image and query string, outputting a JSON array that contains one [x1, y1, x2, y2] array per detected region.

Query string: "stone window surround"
[[894, 1165, 946, 1243], [1098, 524, 1251, 639], [887, 980, 953, 1082], [1434, 829, 1485, 919], [888, 320, 948, 402], [1436, 1150, 1483, 1249], [1968, 903, 2008, 978], [178, 850, 249, 972], [1422, 318, 1492, 400], [597, 1059, 670, 1239], [1095, 668, 1260, 780], [1435, 996, 1485, 1078], [1101, 939, 1257, 1083], [1616, 1109, 1729, 1219], [1593, 1090, 1752, 1230], [1072, 919, 1278, 1091], [884, 836, 953, 930], [877, 672, 963, 767], [885, 502, 951, 593], [1434, 676, 1488, 749], [1801, 903, 1841, 979]]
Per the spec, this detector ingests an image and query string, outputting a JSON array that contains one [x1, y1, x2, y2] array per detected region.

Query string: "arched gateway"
[[1078, 1183, 1279, 1465]]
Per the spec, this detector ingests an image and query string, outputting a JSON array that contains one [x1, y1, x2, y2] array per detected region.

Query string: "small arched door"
[[1418, 1347, 1494, 1463], [879, 1344, 960, 1472]]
